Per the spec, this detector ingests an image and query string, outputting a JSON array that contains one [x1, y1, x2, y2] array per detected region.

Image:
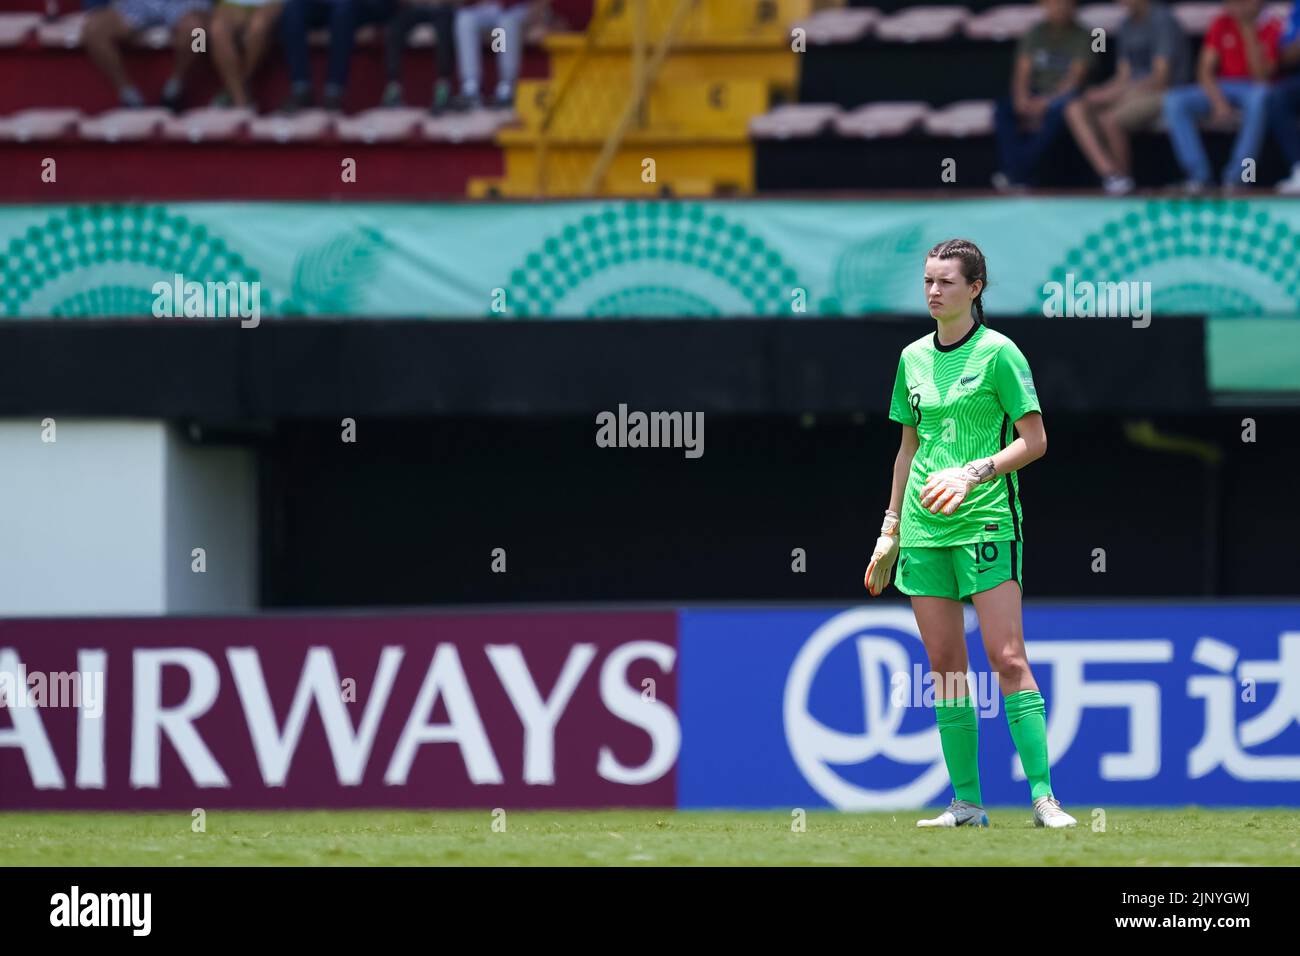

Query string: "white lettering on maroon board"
[[1, 640, 681, 791], [487, 643, 597, 785], [598, 641, 680, 785], [385, 644, 504, 786], [130, 648, 229, 788], [228, 646, 405, 787]]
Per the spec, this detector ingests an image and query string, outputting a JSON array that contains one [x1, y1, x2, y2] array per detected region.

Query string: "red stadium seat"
[[1171, 2, 1221, 35], [749, 103, 843, 140], [37, 12, 86, 48], [794, 8, 881, 45], [962, 4, 1044, 41], [874, 6, 969, 43], [0, 107, 82, 141], [1077, 3, 1127, 35], [0, 13, 40, 47], [833, 101, 930, 139], [248, 110, 335, 142], [335, 107, 425, 143], [77, 107, 170, 141], [161, 107, 256, 143], [922, 99, 996, 137], [420, 110, 516, 144]]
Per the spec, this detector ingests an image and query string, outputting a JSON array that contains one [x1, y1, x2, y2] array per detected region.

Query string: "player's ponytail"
[[927, 238, 989, 327]]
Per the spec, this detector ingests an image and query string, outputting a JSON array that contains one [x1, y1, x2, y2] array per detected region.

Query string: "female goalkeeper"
[[863, 238, 1076, 830]]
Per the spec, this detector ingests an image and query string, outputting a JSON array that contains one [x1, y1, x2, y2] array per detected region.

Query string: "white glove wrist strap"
[[962, 458, 997, 486]]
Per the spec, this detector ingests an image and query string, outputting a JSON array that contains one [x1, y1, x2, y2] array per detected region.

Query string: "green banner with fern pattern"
[[3, 198, 1300, 321]]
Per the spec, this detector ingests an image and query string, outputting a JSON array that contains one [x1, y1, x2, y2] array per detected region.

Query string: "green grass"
[[1, 808, 1296, 866]]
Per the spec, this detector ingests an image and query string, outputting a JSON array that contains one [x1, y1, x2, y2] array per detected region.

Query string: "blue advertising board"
[[679, 605, 1300, 808]]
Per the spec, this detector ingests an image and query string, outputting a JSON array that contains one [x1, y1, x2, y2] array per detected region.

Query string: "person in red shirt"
[[1162, 0, 1282, 191]]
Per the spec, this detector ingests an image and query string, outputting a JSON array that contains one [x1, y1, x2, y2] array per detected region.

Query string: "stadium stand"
[[3, 0, 1300, 196], [0, 0, 593, 198], [760, 0, 1300, 190]]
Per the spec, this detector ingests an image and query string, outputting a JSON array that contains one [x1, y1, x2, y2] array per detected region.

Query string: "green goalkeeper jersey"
[[888, 321, 1041, 548]]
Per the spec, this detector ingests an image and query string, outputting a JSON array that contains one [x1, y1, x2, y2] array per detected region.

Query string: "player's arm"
[[919, 413, 1046, 514], [993, 411, 1047, 474], [888, 424, 919, 514], [865, 425, 917, 596], [922, 342, 1045, 515]]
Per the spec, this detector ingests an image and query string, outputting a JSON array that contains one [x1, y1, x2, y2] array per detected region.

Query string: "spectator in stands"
[[1162, 0, 1281, 192], [1267, 1, 1300, 192], [1063, 0, 1188, 194], [210, 0, 284, 109], [450, 0, 547, 110], [279, 0, 399, 112], [381, 0, 464, 113], [993, 0, 1093, 190], [81, 0, 212, 110]]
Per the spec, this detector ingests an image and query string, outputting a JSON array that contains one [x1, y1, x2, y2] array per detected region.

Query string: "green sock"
[[935, 695, 982, 805], [1005, 689, 1053, 801]]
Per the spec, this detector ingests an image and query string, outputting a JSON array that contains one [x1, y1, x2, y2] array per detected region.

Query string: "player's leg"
[[900, 547, 987, 827], [963, 547, 1076, 828]]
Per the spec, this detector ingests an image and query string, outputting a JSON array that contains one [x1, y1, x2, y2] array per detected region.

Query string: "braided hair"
[[927, 238, 988, 326]]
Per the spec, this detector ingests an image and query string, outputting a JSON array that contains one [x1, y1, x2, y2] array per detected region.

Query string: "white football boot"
[[1033, 795, 1078, 828]]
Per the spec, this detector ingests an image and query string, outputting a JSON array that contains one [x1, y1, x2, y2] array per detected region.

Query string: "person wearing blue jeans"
[[1163, 81, 1273, 188], [992, 0, 1092, 189], [995, 93, 1077, 186], [279, 0, 398, 112], [1161, 0, 1281, 191], [1268, 1, 1300, 192], [450, 0, 545, 110]]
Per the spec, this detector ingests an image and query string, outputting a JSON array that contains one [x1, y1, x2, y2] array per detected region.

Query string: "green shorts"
[[895, 541, 1022, 601]]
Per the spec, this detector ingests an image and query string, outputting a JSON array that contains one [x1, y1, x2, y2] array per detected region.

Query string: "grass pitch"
[[1, 808, 1296, 866]]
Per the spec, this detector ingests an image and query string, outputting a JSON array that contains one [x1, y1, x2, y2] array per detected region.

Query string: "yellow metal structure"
[[470, 0, 809, 198]]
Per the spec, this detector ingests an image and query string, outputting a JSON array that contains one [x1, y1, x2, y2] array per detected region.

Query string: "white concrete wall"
[[0, 419, 255, 616], [164, 425, 257, 614]]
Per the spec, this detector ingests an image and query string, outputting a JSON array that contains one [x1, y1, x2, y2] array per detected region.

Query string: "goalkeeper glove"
[[864, 509, 901, 597], [919, 458, 998, 515]]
